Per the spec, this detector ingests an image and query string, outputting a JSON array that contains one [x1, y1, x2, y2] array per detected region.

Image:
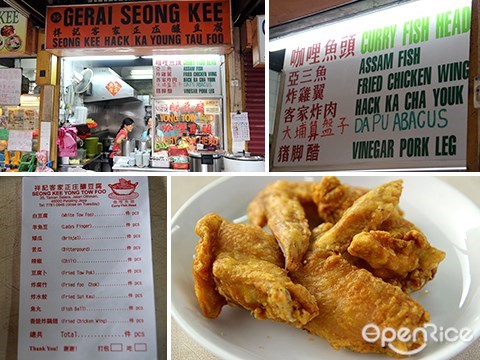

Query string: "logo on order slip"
[[107, 178, 139, 200], [362, 323, 474, 355], [105, 80, 122, 96]]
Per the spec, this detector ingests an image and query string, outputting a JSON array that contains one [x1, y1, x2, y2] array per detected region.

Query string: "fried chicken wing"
[[193, 213, 318, 326], [213, 254, 318, 328], [348, 229, 446, 293], [247, 180, 315, 228], [293, 253, 429, 356], [313, 180, 403, 254], [263, 190, 311, 271], [312, 176, 368, 223]]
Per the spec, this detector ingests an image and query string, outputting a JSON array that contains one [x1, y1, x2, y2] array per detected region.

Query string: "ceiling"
[[270, 0, 358, 28], [2, 0, 264, 28]]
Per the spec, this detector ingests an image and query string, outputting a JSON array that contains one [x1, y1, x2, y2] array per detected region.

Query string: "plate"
[[171, 176, 480, 360]]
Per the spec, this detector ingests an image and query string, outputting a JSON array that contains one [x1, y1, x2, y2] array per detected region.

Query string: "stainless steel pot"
[[121, 139, 135, 156], [189, 151, 223, 172], [223, 153, 265, 172], [102, 136, 114, 152]]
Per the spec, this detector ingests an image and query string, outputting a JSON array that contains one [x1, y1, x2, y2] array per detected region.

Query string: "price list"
[[18, 177, 157, 360]]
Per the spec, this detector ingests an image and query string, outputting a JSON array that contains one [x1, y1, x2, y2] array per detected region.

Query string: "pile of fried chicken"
[[192, 177, 446, 357]]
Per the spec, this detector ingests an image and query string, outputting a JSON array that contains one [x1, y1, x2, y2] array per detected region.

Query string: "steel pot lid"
[[189, 151, 223, 159], [223, 153, 265, 161]]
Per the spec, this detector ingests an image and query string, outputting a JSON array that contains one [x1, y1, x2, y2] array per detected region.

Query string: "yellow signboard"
[[0, 7, 36, 56]]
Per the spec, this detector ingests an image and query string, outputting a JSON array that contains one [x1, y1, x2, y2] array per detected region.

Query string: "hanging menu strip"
[[18, 177, 157, 360]]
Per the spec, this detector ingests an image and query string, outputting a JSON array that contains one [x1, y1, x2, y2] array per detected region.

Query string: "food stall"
[[42, 0, 237, 172]]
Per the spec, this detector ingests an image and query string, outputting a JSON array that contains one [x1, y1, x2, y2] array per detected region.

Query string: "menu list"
[[18, 177, 157, 360]]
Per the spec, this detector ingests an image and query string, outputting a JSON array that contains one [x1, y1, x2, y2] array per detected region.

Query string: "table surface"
[[171, 175, 480, 360], [0, 176, 167, 360]]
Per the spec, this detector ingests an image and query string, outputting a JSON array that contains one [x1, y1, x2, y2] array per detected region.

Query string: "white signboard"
[[272, 0, 471, 170], [231, 112, 250, 141], [7, 130, 32, 151], [18, 177, 157, 360], [153, 55, 222, 97], [0, 68, 21, 105]]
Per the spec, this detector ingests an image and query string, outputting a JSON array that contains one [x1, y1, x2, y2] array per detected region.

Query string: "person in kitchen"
[[141, 117, 165, 147], [109, 117, 135, 170]]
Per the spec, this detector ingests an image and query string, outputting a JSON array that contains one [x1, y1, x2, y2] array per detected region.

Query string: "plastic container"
[[74, 106, 88, 125], [85, 137, 99, 157]]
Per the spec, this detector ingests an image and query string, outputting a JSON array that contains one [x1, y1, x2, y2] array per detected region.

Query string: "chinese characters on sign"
[[45, 1, 232, 50], [18, 177, 157, 360], [273, 0, 471, 170]]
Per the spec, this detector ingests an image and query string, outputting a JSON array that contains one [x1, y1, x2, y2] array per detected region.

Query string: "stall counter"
[[112, 156, 189, 172]]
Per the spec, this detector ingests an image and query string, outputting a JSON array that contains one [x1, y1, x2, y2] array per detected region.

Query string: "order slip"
[[18, 176, 157, 360]]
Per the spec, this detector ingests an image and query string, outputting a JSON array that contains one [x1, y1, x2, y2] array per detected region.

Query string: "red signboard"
[[45, 0, 232, 50]]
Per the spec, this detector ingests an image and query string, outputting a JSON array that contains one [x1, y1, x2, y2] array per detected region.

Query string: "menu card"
[[18, 177, 157, 360]]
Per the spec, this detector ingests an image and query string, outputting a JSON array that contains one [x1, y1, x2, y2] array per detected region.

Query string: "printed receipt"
[[18, 177, 157, 360]]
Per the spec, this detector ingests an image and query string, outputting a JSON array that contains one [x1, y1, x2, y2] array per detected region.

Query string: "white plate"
[[171, 176, 480, 360]]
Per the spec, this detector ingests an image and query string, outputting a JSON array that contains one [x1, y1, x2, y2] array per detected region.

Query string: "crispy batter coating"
[[312, 176, 368, 223], [263, 190, 311, 271], [213, 254, 319, 328], [313, 180, 403, 254], [247, 180, 315, 228], [348, 229, 446, 293], [193, 213, 318, 326], [293, 253, 429, 356]]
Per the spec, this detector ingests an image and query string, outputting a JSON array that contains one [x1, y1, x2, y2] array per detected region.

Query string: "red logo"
[[105, 81, 122, 96], [108, 178, 139, 200]]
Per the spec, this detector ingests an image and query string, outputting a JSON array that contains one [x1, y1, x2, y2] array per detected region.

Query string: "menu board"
[[0, 68, 21, 105], [153, 55, 222, 97], [272, 0, 471, 170], [18, 177, 157, 360]]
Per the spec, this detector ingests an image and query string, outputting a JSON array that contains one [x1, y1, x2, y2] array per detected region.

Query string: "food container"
[[122, 139, 135, 156], [85, 137, 99, 158], [189, 151, 223, 172], [150, 157, 170, 168], [135, 152, 144, 167], [142, 152, 150, 166], [223, 153, 265, 172]]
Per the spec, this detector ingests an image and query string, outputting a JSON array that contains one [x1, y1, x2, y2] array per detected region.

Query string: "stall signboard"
[[45, 0, 232, 50], [153, 55, 222, 97], [0, 8, 36, 57], [272, 0, 471, 171], [0, 68, 21, 105], [153, 98, 220, 146]]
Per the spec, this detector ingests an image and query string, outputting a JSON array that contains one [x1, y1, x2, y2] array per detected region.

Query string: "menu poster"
[[0, 68, 21, 105], [18, 177, 157, 360], [231, 112, 250, 141], [153, 55, 222, 97], [273, 0, 471, 170]]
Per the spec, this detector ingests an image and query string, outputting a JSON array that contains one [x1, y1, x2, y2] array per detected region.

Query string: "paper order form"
[[18, 176, 157, 360]]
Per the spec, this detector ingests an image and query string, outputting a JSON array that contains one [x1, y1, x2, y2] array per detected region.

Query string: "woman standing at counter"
[[109, 118, 135, 170], [141, 117, 165, 144]]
